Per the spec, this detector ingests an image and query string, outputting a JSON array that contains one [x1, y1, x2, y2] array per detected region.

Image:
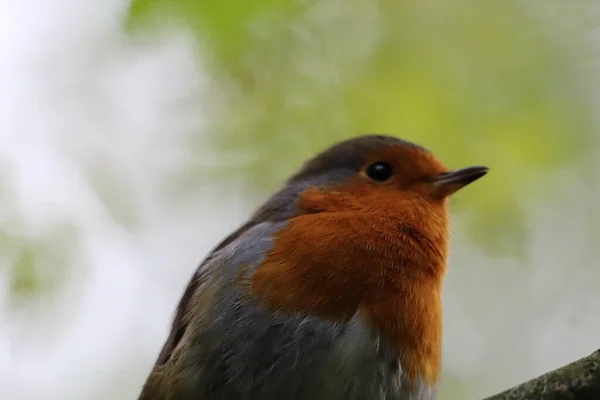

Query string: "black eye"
[[365, 162, 394, 182]]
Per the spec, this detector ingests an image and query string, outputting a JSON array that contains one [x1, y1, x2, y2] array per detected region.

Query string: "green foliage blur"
[[127, 1, 596, 255], [125, 2, 599, 398]]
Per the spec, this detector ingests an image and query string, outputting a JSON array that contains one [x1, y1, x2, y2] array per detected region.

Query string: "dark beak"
[[430, 166, 488, 197]]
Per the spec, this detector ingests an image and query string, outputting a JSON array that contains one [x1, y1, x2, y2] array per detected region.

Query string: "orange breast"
[[250, 186, 449, 385], [360, 282, 443, 385]]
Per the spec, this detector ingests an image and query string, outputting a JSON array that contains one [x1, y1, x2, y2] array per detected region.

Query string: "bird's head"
[[290, 135, 486, 200], [286, 135, 487, 247]]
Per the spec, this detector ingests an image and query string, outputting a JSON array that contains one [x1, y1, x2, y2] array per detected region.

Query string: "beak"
[[429, 166, 489, 198]]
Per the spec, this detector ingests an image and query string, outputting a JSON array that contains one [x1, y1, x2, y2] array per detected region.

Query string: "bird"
[[138, 134, 488, 400]]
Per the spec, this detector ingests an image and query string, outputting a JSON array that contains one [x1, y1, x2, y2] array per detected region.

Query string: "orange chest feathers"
[[249, 189, 449, 385]]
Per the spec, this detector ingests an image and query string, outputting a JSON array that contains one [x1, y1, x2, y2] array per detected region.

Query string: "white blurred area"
[[0, 1, 598, 400], [0, 1, 247, 399]]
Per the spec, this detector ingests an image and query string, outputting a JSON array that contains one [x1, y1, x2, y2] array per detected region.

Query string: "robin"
[[138, 134, 488, 400]]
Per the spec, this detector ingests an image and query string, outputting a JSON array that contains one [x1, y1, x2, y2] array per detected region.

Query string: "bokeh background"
[[1, 0, 599, 399]]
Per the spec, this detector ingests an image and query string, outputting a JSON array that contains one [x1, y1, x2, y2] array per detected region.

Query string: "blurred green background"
[[124, 2, 599, 398], [4, 1, 600, 399]]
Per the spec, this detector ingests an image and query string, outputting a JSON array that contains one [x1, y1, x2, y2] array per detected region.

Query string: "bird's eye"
[[365, 162, 394, 182]]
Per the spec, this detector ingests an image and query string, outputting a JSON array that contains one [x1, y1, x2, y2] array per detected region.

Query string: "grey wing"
[[137, 221, 291, 399], [140, 190, 304, 384], [150, 217, 274, 369], [137, 253, 223, 399]]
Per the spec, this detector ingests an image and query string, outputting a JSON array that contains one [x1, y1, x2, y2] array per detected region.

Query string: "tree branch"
[[482, 349, 600, 400]]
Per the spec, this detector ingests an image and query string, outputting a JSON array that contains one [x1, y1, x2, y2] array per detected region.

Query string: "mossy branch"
[[482, 349, 600, 400]]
